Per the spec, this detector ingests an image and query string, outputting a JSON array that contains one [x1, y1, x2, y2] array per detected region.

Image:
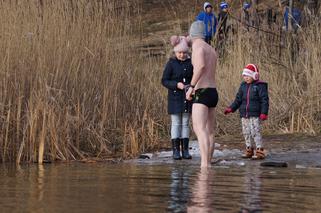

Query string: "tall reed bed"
[[216, 23, 321, 135], [0, 0, 165, 163]]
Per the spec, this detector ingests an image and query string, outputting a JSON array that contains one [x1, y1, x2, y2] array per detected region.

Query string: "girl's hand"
[[224, 107, 233, 115], [259, 114, 268, 121], [177, 82, 185, 90], [186, 87, 194, 101]]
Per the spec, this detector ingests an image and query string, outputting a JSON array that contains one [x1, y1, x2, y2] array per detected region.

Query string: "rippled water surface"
[[1, 163, 321, 213]]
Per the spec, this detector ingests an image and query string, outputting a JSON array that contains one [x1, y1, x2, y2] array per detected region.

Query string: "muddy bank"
[[129, 134, 321, 168]]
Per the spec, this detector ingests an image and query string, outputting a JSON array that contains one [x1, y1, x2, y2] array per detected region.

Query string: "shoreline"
[[6, 133, 317, 166]]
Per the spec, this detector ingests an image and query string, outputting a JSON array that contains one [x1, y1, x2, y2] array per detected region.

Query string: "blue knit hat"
[[220, 2, 229, 10], [243, 2, 251, 9]]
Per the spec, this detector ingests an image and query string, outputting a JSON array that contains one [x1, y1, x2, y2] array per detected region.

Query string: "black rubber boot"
[[172, 139, 182, 160], [181, 138, 192, 159]]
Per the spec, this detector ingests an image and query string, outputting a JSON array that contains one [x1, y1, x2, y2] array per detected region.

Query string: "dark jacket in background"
[[218, 11, 228, 35], [230, 81, 269, 118], [161, 57, 193, 114]]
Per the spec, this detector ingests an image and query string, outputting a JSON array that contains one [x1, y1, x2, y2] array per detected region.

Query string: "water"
[[1, 163, 321, 213]]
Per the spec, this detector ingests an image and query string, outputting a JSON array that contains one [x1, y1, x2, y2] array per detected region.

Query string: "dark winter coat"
[[230, 81, 269, 118], [161, 57, 193, 114], [218, 11, 228, 35]]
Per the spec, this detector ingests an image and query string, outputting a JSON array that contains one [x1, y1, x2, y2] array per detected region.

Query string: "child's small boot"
[[172, 138, 182, 160], [181, 138, 192, 159], [252, 148, 265, 160], [242, 146, 254, 158]]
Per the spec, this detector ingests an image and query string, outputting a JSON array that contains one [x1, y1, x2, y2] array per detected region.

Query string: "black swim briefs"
[[193, 88, 219, 108]]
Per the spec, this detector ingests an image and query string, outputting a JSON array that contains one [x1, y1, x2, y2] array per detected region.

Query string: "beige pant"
[[241, 117, 263, 148]]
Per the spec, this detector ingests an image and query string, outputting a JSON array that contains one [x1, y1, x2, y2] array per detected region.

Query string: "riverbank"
[[130, 133, 321, 169]]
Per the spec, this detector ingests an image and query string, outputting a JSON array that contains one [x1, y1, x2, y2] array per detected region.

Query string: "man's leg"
[[192, 103, 210, 167], [206, 108, 216, 162]]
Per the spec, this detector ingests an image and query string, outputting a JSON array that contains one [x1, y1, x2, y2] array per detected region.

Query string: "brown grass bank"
[[0, 1, 320, 163]]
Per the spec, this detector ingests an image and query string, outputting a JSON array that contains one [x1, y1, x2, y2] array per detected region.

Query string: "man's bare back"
[[191, 39, 217, 90]]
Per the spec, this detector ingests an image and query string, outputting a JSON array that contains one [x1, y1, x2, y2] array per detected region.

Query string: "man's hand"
[[177, 82, 185, 90], [224, 107, 233, 115], [186, 87, 194, 101]]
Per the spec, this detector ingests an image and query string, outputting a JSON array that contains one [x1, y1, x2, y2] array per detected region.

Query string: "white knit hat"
[[203, 2, 213, 11]]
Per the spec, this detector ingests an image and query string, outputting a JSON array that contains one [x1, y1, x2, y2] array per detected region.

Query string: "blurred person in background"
[[196, 2, 218, 44]]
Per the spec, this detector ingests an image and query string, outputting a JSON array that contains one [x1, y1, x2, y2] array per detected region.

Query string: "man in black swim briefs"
[[186, 21, 219, 168], [194, 88, 218, 108]]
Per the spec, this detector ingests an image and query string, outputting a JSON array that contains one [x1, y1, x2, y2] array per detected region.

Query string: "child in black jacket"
[[161, 35, 193, 160], [224, 64, 269, 159]]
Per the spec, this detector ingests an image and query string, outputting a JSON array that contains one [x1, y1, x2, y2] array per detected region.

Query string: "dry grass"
[[216, 22, 321, 136], [0, 0, 164, 163], [0, 0, 320, 163]]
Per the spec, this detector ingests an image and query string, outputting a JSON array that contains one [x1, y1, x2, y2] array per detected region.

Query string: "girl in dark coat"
[[224, 64, 269, 160], [161, 35, 193, 160]]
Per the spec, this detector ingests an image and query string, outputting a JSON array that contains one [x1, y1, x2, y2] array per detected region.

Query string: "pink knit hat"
[[170, 35, 191, 52], [242, 64, 260, 80]]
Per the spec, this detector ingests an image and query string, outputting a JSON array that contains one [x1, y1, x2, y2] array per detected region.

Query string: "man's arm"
[[186, 48, 206, 100], [190, 48, 205, 87]]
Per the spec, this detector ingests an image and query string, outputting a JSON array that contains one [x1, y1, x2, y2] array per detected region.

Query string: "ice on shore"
[[145, 140, 242, 159]]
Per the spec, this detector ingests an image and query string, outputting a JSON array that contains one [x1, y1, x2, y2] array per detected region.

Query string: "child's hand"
[[177, 82, 185, 90], [224, 107, 232, 115], [259, 114, 268, 120]]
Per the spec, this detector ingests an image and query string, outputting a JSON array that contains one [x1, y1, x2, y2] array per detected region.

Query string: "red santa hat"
[[242, 64, 259, 80]]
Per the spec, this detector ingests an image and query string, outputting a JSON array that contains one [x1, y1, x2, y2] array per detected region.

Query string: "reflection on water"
[[168, 167, 191, 213], [0, 163, 321, 212], [241, 166, 262, 213], [187, 168, 214, 213], [37, 165, 45, 203]]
